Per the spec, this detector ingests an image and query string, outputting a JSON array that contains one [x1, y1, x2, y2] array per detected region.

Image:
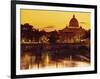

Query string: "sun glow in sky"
[[21, 9, 90, 32]]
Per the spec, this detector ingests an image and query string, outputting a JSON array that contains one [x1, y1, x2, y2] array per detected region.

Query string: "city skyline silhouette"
[[21, 9, 90, 32]]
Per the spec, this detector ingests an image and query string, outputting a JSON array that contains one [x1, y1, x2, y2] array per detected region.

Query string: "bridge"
[[21, 42, 84, 51]]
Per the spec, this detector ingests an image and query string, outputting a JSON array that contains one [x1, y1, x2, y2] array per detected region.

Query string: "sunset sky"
[[21, 9, 90, 32]]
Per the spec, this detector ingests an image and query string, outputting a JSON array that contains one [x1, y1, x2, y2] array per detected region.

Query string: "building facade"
[[58, 15, 86, 43]]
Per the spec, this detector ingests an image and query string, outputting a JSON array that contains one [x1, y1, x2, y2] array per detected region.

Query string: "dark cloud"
[[44, 26, 54, 28]]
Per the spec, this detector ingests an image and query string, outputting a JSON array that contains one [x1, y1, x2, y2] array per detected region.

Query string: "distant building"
[[58, 15, 86, 43]]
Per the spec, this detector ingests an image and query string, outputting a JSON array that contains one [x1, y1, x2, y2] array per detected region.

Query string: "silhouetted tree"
[[40, 30, 46, 36], [21, 23, 33, 42], [48, 30, 58, 44], [33, 29, 41, 42]]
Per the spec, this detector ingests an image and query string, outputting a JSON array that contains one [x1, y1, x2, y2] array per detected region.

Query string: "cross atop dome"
[[73, 14, 75, 18]]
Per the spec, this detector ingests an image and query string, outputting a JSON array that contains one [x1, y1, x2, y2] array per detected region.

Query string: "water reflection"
[[21, 46, 90, 70]]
